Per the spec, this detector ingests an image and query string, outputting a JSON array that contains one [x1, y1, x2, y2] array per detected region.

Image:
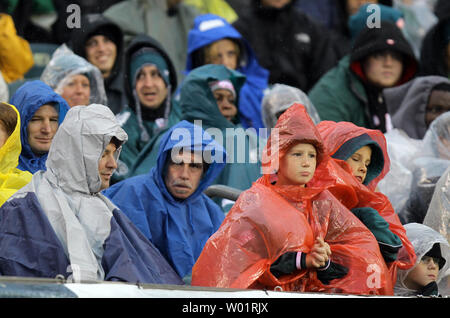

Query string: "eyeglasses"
[[420, 256, 442, 267]]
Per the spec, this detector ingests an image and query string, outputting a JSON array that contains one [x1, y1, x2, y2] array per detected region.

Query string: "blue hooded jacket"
[[10, 80, 69, 174], [186, 14, 269, 131], [103, 120, 227, 278]]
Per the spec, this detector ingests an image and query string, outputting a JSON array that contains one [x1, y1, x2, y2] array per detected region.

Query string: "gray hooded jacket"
[[384, 75, 450, 139]]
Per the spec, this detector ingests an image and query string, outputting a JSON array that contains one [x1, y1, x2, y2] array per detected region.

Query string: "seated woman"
[[192, 103, 393, 295], [40, 44, 107, 108], [314, 120, 417, 286], [0, 102, 32, 206]]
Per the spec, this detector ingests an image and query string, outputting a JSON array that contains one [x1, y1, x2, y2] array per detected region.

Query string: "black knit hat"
[[350, 21, 417, 84]]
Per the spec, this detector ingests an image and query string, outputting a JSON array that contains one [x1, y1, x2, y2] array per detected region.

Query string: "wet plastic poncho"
[[384, 76, 450, 140], [261, 83, 320, 130], [0, 103, 32, 206], [40, 44, 107, 106], [397, 112, 450, 224], [0, 104, 183, 285], [9, 80, 70, 174], [192, 103, 392, 295], [186, 13, 269, 131], [394, 223, 450, 297], [424, 166, 450, 243], [314, 120, 416, 285], [104, 120, 226, 278]]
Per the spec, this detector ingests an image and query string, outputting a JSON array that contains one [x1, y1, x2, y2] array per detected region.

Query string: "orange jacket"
[[0, 13, 33, 83]]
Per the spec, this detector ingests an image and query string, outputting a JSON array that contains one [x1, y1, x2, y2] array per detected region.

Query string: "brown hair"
[[0, 102, 18, 137]]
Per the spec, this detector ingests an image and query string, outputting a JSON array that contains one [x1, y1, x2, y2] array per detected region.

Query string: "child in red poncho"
[[314, 121, 417, 286], [192, 103, 393, 295]]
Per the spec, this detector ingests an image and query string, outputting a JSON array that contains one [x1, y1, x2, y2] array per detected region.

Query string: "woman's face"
[[60, 74, 91, 107], [363, 51, 404, 88], [345, 145, 372, 183], [277, 143, 317, 186], [205, 39, 239, 70], [0, 123, 8, 148]]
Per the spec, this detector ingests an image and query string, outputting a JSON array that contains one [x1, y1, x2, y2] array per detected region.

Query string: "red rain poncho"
[[192, 104, 392, 295], [313, 121, 416, 286]]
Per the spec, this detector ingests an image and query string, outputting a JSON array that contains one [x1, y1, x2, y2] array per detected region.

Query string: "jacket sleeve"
[[0, 13, 33, 83]]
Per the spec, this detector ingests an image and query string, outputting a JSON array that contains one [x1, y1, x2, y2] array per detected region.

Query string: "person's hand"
[[306, 237, 331, 269]]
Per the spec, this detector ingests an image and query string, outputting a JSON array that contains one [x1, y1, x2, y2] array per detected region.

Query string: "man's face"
[[98, 142, 118, 191], [345, 145, 372, 184], [277, 143, 317, 186], [27, 104, 59, 155], [85, 35, 117, 79], [363, 50, 403, 88], [426, 90, 450, 128], [213, 88, 238, 122], [135, 65, 168, 110], [346, 0, 378, 16], [205, 39, 239, 70], [164, 150, 204, 200], [60, 74, 91, 107]]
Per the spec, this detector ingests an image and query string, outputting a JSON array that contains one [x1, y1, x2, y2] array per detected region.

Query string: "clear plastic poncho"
[[40, 44, 107, 106], [394, 223, 450, 296], [397, 112, 450, 224], [261, 83, 320, 130]]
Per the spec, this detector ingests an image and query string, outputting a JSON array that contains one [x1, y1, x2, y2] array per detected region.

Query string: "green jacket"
[[128, 65, 263, 209], [308, 55, 371, 128]]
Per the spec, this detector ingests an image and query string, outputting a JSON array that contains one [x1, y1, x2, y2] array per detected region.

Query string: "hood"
[[45, 104, 128, 194], [0, 103, 21, 174], [261, 103, 327, 178], [40, 44, 107, 106], [180, 64, 246, 130], [9, 80, 70, 173], [153, 120, 226, 204], [384, 76, 450, 139], [124, 34, 178, 110], [350, 21, 417, 86], [69, 13, 124, 85], [261, 83, 320, 129], [395, 223, 450, 295], [316, 121, 389, 190], [421, 111, 450, 160], [186, 13, 267, 86]]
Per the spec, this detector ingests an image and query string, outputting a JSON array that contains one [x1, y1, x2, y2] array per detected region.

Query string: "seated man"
[[9, 80, 70, 174], [0, 104, 183, 285], [103, 120, 227, 281]]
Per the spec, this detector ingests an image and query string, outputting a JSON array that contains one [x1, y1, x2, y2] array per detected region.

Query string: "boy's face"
[[345, 145, 372, 184], [135, 65, 168, 110], [85, 35, 117, 79], [404, 255, 440, 291], [277, 143, 317, 186], [426, 90, 450, 128], [363, 50, 403, 88]]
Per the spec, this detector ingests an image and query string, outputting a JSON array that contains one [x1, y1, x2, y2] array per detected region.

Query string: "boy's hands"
[[306, 237, 331, 269]]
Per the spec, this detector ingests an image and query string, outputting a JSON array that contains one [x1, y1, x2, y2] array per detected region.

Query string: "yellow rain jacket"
[[0, 103, 32, 206], [0, 13, 34, 83]]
